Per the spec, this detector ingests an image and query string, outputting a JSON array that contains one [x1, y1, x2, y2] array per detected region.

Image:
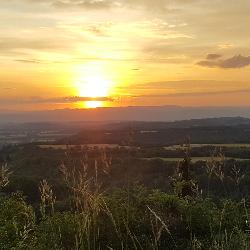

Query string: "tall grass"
[[36, 148, 249, 250]]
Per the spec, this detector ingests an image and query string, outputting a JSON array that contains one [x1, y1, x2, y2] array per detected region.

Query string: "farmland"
[[144, 156, 250, 162], [165, 143, 250, 150]]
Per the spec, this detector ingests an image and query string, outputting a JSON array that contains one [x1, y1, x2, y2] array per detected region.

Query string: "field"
[[39, 144, 133, 149], [143, 156, 250, 162], [39, 143, 250, 163], [164, 143, 250, 150]]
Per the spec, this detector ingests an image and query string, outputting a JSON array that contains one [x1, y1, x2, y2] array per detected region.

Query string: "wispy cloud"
[[53, 0, 114, 10], [0, 96, 113, 105], [15, 59, 42, 64], [132, 89, 250, 98], [118, 80, 246, 90], [23, 0, 196, 12]]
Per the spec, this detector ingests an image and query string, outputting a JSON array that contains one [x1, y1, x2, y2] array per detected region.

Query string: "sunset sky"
[[1, 0, 250, 110]]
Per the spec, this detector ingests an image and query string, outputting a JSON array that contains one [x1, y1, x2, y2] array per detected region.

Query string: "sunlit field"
[[165, 144, 250, 150], [39, 144, 132, 150], [144, 156, 250, 162]]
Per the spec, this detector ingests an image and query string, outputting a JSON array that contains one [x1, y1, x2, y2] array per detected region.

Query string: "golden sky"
[[1, 0, 250, 110]]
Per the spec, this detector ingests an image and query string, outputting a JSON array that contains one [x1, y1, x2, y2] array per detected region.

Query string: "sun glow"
[[78, 75, 110, 98], [85, 101, 102, 108], [74, 62, 115, 108]]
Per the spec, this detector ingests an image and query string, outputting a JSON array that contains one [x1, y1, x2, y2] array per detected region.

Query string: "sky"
[[1, 0, 250, 110]]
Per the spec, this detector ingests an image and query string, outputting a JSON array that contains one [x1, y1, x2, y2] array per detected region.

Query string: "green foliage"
[[0, 193, 35, 250], [0, 188, 249, 249], [35, 212, 80, 250]]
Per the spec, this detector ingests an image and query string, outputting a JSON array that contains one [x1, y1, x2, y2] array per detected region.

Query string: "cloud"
[[206, 54, 222, 60], [197, 60, 219, 68], [0, 96, 113, 105], [122, 0, 198, 12], [119, 80, 237, 90], [218, 43, 233, 49], [197, 55, 250, 69], [15, 59, 42, 64], [53, 0, 114, 10], [1, 87, 17, 91], [220, 55, 250, 68], [43, 96, 113, 103], [133, 89, 250, 98], [0, 37, 74, 55], [117, 80, 250, 99], [18, 0, 197, 12]]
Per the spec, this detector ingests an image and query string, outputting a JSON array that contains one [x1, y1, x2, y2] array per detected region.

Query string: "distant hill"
[[57, 117, 250, 146], [1, 106, 250, 123], [87, 117, 250, 131], [1, 116, 250, 133], [129, 117, 250, 129], [170, 117, 250, 127]]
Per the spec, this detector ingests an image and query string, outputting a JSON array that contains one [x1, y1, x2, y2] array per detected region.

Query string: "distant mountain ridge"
[[1, 117, 250, 131], [164, 117, 250, 128], [0, 106, 250, 123]]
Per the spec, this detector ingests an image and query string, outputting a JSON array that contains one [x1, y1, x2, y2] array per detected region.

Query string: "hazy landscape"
[[1, 106, 250, 123], [1, 0, 250, 249]]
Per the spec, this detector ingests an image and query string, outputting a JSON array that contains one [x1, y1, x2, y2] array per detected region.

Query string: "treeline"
[[59, 125, 250, 146], [1, 145, 250, 203]]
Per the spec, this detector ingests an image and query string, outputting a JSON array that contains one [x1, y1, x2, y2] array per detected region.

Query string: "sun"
[[78, 75, 110, 98], [85, 101, 102, 109], [73, 62, 115, 108]]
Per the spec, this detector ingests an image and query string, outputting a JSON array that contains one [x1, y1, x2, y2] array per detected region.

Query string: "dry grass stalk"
[[0, 163, 12, 189], [39, 179, 56, 219]]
